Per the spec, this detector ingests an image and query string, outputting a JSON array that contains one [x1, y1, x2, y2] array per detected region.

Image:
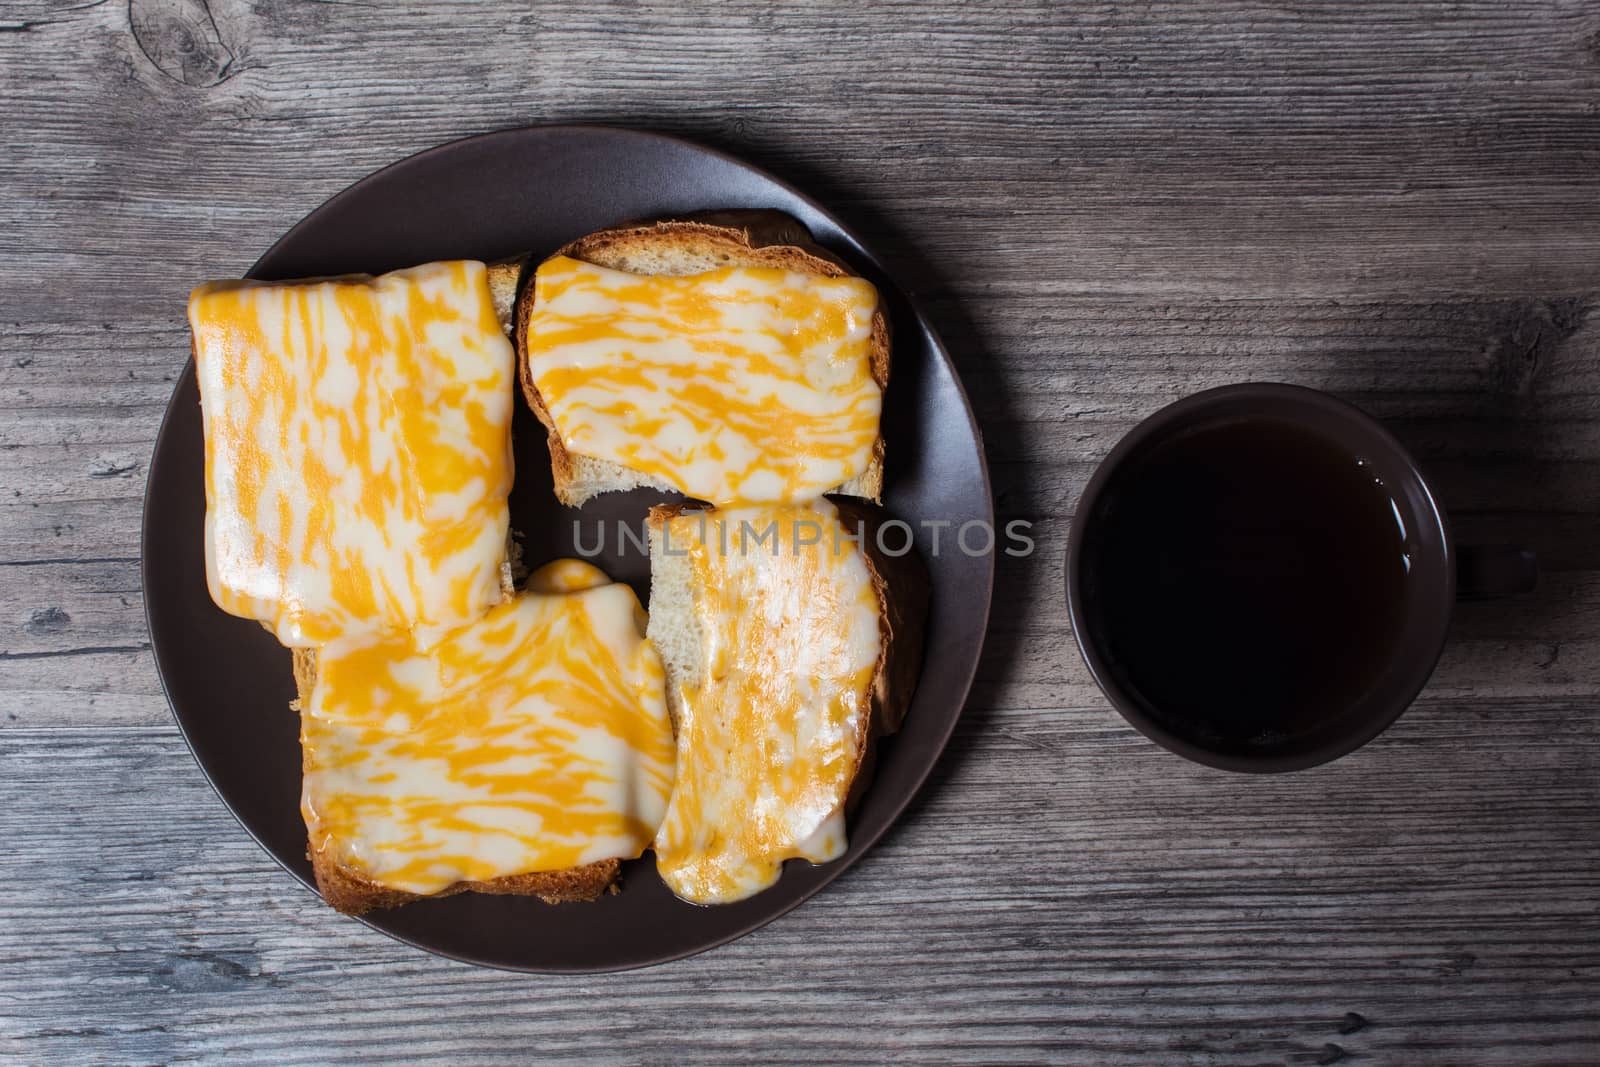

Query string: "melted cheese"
[[652, 500, 882, 904], [524, 256, 881, 505], [301, 561, 675, 895], [189, 261, 514, 647]]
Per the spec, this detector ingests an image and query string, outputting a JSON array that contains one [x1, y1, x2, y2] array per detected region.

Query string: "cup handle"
[[1456, 544, 1538, 599]]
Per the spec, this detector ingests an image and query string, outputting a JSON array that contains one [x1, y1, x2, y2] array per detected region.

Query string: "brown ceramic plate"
[[143, 126, 993, 972]]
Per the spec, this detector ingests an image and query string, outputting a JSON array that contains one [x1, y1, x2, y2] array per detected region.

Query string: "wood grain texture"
[[1, 717, 1596, 1065], [1, 0, 1598, 1061]]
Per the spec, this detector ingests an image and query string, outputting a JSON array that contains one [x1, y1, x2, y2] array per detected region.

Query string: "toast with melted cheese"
[[188, 258, 526, 647], [293, 560, 675, 915], [645, 498, 924, 904], [515, 215, 890, 508], [189, 256, 679, 915]]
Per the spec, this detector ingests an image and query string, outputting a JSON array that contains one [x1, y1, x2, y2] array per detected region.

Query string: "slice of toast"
[[515, 214, 890, 507], [291, 645, 621, 916], [645, 498, 926, 904], [290, 563, 617, 917], [291, 559, 672, 921], [192, 259, 520, 646]]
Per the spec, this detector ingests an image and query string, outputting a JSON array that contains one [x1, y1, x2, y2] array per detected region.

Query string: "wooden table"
[[3, 2, 1597, 1062]]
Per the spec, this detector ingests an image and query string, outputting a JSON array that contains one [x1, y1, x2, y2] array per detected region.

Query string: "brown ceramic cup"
[[1065, 383, 1536, 773]]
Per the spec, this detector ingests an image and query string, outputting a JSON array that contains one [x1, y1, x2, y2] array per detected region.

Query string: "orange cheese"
[[301, 561, 675, 895], [652, 501, 882, 903], [523, 256, 881, 505], [188, 261, 513, 647]]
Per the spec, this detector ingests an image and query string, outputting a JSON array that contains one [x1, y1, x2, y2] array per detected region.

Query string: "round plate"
[[143, 126, 993, 972]]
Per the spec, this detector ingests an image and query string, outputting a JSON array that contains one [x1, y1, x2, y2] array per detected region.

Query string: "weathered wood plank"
[[0, 719, 1595, 1064], [2, 1, 1600, 321]]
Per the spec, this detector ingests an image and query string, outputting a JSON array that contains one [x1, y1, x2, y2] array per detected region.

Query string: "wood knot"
[[128, 0, 237, 87], [151, 950, 273, 993], [1338, 1011, 1368, 1035], [1484, 297, 1591, 400], [24, 607, 72, 636], [89, 456, 140, 479]]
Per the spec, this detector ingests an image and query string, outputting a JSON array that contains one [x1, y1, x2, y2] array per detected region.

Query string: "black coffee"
[[1081, 417, 1412, 751]]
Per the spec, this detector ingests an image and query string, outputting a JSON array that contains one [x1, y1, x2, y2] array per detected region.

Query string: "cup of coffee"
[[1065, 383, 1536, 772]]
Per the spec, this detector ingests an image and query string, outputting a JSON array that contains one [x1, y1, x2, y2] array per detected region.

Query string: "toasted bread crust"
[[644, 500, 926, 820], [516, 214, 889, 507], [830, 500, 928, 741], [310, 847, 620, 916], [830, 500, 928, 815]]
